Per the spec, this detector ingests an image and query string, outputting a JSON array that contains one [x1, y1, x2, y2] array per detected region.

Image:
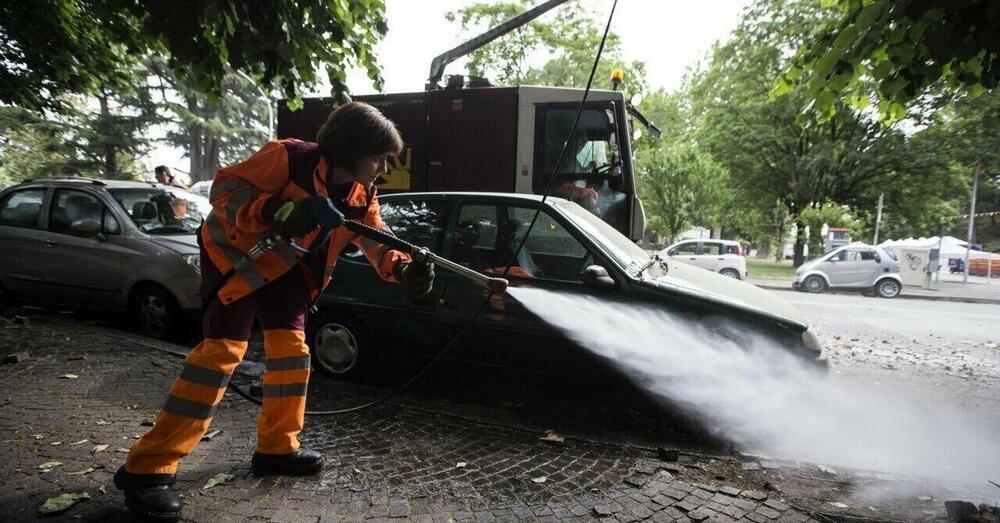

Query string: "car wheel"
[[874, 278, 900, 298], [308, 312, 371, 380], [719, 268, 741, 280], [802, 275, 827, 293], [131, 285, 180, 340]]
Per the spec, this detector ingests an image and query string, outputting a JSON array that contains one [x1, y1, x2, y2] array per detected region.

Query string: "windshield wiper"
[[147, 225, 194, 234]]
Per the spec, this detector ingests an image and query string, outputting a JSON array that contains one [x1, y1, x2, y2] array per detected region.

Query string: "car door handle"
[[717, 257, 724, 260], [45, 239, 58, 247], [688, 257, 697, 260]]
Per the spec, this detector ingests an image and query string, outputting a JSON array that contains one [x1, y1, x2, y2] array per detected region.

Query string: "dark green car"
[[308, 192, 825, 383]]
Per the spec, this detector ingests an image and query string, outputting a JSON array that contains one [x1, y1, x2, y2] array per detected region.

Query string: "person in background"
[[154, 165, 190, 190]]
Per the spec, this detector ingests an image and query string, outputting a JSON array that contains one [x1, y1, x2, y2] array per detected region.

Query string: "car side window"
[[49, 189, 117, 236], [508, 206, 588, 282], [675, 242, 697, 255], [379, 199, 449, 251], [451, 204, 500, 273], [0, 188, 46, 229], [701, 242, 722, 255], [722, 243, 740, 255], [859, 250, 877, 261], [843, 249, 862, 262]]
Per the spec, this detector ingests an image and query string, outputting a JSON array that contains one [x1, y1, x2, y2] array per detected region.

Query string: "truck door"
[[532, 102, 632, 237]]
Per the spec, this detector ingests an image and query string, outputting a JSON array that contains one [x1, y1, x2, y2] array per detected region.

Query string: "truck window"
[[533, 103, 629, 232]]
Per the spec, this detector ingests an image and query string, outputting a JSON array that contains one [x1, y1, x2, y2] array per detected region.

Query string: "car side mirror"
[[874, 255, 881, 263], [583, 265, 617, 291], [71, 219, 102, 237]]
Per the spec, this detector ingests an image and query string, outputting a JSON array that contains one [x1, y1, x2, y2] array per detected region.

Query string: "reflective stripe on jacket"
[[200, 139, 410, 304]]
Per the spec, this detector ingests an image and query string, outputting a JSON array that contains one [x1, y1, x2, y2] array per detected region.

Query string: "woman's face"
[[354, 153, 392, 188]]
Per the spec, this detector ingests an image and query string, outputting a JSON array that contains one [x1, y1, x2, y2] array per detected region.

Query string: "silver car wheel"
[[140, 294, 169, 337], [803, 275, 826, 293], [876, 279, 900, 298], [314, 323, 360, 375], [719, 268, 741, 280]]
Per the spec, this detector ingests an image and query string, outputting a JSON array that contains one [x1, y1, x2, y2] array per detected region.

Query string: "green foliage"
[[0, 80, 158, 186], [636, 143, 731, 243], [446, 0, 646, 94], [147, 56, 270, 181], [783, 0, 1000, 122], [800, 203, 860, 256], [1, 0, 389, 113]]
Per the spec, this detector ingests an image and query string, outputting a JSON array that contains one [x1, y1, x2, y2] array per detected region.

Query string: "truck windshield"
[[534, 103, 629, 233], [109, 187, 209, 234]]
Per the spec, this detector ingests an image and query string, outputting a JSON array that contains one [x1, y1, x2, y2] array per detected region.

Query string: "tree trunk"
[[793, 215, 807, 267], [98, 93, 118, 178]]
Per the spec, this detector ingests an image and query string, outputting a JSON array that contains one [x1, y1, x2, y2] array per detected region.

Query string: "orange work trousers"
[[125, 266, 312, 475]]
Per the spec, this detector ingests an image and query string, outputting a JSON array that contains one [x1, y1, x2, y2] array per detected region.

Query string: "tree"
[[1, 0, 389, 113], [446, 0, 646, 94], [800, 203, 860, 257], [688, 0, 939, 266], [637, 143, 730, 244], [148, 57, 270, 182], [781, 0, 1000, 122]]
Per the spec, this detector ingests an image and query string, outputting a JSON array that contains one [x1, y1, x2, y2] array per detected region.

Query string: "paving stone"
[[741, 490, 768, 502], [755, 506, 782, 519], [676, 500, 701, 513], [733, 499, 756, 511], [719, 486, 742, 497], [711, 493, 735, 506], [763, 500, 788, 512], [688, 508, 713, 521]]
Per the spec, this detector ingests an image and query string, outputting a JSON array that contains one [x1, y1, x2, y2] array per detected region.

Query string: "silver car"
[[0, 178, 207, 338], [793, 243, 902, 298]]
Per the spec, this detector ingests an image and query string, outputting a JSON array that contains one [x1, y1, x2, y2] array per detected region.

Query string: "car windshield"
[[109, 187, 209, 234], [556, 200, 664, 278]]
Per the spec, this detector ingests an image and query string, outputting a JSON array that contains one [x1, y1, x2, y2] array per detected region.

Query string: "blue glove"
[[275, 195, 343, 238]]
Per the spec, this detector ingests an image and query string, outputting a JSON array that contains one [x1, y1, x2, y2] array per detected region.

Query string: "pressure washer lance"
[[240, 219, 510, 296]]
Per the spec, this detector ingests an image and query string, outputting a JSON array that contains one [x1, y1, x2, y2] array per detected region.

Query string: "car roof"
[[379, 191, 570, 205], [5, 178, 162, 190]]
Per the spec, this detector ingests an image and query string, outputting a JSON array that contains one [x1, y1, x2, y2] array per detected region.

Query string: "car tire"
[[131, 284, 181, 340], [719, 268, 741, 280], [874, 278, 901, 299], [308, 312, 372, 381], [802, 275, 827, 293]]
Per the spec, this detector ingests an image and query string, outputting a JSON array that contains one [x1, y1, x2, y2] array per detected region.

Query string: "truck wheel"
[[802, 275, 826, 293], [719, 268, 741, 280], [308, 312, 372, 380], [874, 278, 900, 298], [131, 284, 180, 340]]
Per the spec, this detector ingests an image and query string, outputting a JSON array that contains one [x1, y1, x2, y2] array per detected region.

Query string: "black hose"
[[228, 0, 620, 415]]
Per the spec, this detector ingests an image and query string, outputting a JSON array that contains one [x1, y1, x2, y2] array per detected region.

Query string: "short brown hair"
[[316, 101, 403, 170]]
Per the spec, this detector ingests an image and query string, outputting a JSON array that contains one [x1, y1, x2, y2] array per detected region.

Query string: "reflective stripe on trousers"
[[124, 256, 312, 475]]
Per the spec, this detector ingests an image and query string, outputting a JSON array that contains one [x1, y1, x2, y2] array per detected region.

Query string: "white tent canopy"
[[879, 236, 993, 261]]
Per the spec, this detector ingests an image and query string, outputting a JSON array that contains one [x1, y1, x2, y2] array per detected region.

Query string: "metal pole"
[[873, 193, 884, 245], [963, 169, 978, 283]]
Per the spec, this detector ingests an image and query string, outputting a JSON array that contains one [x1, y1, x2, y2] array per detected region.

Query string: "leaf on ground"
[[455, 462, 467, 468], [38, 461, 62, 471], [31, 434, 45, 440], [69, 439, 88, 446], [201, 472, 234, 491], [95, 420, 109, 426], [91, 444, 109, 454], [531, 476, 547, 483], [68, 467, 96, 476], [38, 492, 90, 515], [539, 430, 565, 444], [50, 441, 62, 446], [115, 448, 129, 453], [59, 374, 79, 379], [201, 429, 222, 441], [829, 502, 849, 509]]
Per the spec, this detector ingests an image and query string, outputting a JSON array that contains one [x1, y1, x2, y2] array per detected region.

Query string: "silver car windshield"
[[556, 200, 663, 278], [109, 187, 210, 234]]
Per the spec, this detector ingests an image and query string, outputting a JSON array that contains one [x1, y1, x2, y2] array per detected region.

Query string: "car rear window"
[[701, 243, 722, 255]]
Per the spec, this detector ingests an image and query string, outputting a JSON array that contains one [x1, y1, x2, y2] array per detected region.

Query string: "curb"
[[752, 282, 1000, 305]]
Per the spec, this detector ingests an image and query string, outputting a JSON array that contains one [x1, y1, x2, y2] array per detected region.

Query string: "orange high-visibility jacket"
[[201, 139, 409, 304]]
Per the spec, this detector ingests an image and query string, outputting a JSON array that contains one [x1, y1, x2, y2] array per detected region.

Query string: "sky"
[[150, 0, 752, 182]]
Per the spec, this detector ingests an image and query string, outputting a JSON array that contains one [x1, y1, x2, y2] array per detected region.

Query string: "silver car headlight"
[[180, 253, 201, 275], [801, 329, 822, 356]]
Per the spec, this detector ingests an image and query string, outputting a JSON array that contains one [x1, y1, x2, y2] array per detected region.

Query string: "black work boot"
[[251, 447, 324, 476], [113, 466, 182, 522]]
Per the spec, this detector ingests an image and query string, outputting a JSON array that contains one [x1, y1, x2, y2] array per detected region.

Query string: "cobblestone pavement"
[[0, 314, 875, 522]]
